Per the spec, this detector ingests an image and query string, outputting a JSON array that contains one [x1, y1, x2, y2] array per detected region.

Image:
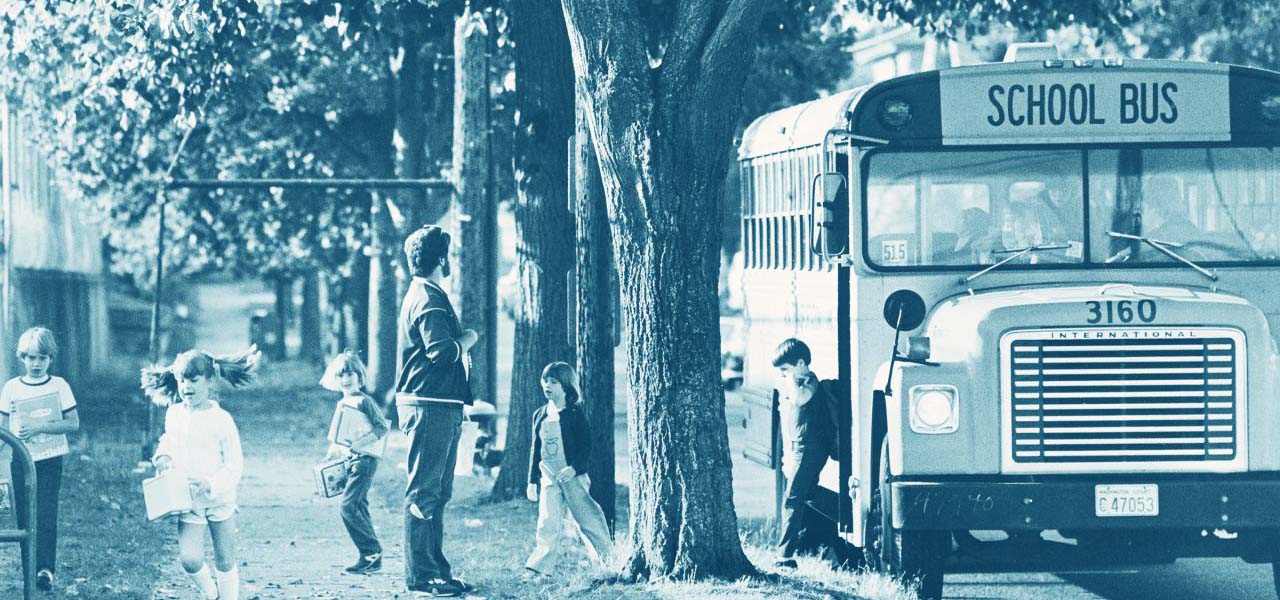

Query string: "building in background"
[[0, 103, 111, 386], [849, 25, 983, 85]]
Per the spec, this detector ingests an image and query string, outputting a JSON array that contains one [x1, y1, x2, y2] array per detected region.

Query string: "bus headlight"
[[909, 385, 958, 434]]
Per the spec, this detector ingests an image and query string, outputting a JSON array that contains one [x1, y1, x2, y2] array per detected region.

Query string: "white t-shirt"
[[154, 401, 243, 509], [0, 376, 77, 462]]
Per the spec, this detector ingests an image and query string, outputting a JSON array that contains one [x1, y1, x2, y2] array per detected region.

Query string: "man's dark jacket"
[[395, 278, 472, 405]]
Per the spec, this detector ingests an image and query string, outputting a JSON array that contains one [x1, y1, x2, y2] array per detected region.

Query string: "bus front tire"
[[867, 440, 946, 600]]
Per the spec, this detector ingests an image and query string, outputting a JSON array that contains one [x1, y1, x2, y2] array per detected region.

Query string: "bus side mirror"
[[883, 289, 926, 331], [810, 172, 848, 258]]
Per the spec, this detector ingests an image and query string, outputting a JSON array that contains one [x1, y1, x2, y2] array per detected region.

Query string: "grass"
[[0, 361, 172, 599], [0, 360, 916, 600]]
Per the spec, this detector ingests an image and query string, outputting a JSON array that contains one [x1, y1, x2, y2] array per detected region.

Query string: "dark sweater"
[[528, 402, 591, 485], [395, 278, 472, 405]]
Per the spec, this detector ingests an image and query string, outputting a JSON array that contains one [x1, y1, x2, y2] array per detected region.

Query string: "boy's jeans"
[[12, 455, 63, 573], [525, 472, 612, 573], [399, 403, 462, 586], [341, 454, 381, 557], [778, 443, 826, 559]]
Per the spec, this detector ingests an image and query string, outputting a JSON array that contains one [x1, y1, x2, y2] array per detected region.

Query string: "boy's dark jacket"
[[528, 402, 591, 485]]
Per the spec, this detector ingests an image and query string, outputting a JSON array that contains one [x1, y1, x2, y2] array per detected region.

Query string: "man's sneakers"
[[344, 553, 382, 574], [409, 578, 465, 597], [35, 569, 54, 591]]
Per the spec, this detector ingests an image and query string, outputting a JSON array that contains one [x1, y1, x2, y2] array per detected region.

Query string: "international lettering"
[[1050, 330, 1198, 340]]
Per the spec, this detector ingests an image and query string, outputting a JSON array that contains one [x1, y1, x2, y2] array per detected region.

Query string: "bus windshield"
[[864, 147, 1280, 269]]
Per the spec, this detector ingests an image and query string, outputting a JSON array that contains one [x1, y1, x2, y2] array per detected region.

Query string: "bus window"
[[866, 150, 1083, 268], [1088, 148, 1280, 262], [926, 183, 991, 264]]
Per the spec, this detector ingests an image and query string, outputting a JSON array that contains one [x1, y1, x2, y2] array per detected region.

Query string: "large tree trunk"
[[491, 0, 576, 501], [367, 192, 400, 397], [452, 8, 498, 410], [573, 87, 616, 529], [347, 251, 371, 356], [561, 0, 767, 580], [300, 270, 323, 363], [272, 275, 293, 361]]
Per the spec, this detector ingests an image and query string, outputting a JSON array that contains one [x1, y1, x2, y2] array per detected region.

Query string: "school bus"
[[737, 47, 1280, 599]]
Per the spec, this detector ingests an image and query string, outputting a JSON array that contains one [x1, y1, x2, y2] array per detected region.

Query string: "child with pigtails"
[[141, 347, 260, 600]]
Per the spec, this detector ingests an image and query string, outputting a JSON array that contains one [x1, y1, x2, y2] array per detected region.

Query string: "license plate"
[[1095, 484, 1159, 517]]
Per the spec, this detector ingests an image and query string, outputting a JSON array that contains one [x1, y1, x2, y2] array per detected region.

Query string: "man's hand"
[[526, 483, 539, 502], [555, 467, 575, 483], [459, 329, 479, 352]]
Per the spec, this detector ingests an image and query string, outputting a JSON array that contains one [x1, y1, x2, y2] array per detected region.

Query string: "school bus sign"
[[940, 62, 1231, 144]]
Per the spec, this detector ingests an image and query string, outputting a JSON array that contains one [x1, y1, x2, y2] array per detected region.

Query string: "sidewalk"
[[151, 375, 426, 600]]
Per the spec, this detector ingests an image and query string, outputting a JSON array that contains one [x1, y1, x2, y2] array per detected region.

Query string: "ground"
[[0, 280, 907, 600]]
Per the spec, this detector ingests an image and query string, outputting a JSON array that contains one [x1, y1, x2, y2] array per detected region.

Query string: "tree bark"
[[573, 85, 616, 530], [491, 0, 576, 501], [300, 270, 322, 363], [560, 0, 767, 580], [272, 275, 293, 360], [366, 191, 400, 397], [347, 251, 371, 356], [452, 8, 498, 411]]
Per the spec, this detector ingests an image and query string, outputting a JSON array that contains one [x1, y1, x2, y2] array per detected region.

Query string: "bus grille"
[[1002, 329, 1244, 472]]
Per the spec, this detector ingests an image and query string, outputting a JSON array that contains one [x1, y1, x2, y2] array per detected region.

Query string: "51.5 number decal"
[[1085, 300, 1157, 324]]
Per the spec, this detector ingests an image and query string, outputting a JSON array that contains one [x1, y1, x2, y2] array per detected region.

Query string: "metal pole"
[[1, 428, 38, 600], [1, 102, 13, 382], [143, 189, 166, 457], [165, 178, 453, 190]]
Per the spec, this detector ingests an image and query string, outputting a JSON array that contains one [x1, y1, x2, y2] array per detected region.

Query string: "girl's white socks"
[[186, 564, 218, 600], [215, 567, 239, 600]]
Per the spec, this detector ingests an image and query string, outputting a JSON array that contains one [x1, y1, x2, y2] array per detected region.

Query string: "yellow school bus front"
[[737, 56, 1280, 596], [839, 58, 1280, 569]]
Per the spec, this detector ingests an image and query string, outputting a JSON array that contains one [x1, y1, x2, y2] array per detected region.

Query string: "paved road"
[[944, 558, 1274, 599]]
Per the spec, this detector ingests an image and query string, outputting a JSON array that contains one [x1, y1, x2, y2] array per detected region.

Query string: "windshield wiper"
[[1106, 231, 1218, 282], [960, 243, 1071, 286]]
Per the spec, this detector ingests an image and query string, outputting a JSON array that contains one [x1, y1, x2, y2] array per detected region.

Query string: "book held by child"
[[14, 392, 69, 461]]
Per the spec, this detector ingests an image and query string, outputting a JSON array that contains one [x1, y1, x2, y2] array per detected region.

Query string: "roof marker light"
[[1043, 60, 1064, 68], [1261, 95, 1280, 124], [878, 98, 913, 130], [1103, 57, 1125, 68], [1073, 58, 1095, 68]]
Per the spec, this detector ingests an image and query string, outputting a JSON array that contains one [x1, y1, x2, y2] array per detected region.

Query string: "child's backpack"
[[818, 379, 845, 461]]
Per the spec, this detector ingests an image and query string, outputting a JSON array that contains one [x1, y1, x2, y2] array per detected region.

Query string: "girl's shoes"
[[345, 553, 382, 574], [521, 567, 545, 582]]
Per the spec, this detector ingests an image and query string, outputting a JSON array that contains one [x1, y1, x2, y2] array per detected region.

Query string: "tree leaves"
[[0, 1, 463, 289]]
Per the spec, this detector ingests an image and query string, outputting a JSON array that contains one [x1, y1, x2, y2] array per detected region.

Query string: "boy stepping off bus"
[[320, 350, 390, 575], [771, 338, 837, 570], [0, 327, 81, 591]]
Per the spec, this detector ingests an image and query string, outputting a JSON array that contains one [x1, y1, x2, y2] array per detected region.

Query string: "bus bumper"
[[891, 476, 1280, 531]]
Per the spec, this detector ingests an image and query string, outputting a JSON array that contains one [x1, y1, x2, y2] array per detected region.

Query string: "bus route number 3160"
[[1085, 300, 1157, 324]]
